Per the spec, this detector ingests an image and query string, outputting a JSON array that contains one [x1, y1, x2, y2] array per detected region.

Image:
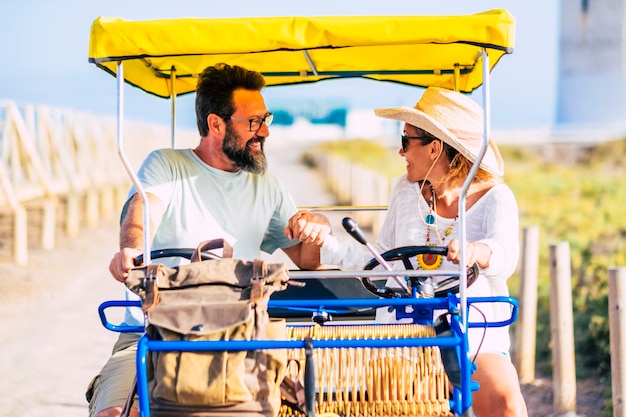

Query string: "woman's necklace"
[[416, 184, 458, 270]]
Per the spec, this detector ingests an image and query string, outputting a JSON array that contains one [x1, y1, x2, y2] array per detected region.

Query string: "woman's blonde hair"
[[441, 142, 501, 188], [413, 133, 502, 187]]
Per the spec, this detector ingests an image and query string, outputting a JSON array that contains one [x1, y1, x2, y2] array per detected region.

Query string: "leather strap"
[[141, 264, 161, 312], [250, 258, 266, 303], [280, 359, 307, 413], [190, 238, 233, 262], [119, 375, 137, 417]]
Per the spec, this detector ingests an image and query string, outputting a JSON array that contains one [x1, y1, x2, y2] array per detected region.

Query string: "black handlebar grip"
[[342, 217, 367, 245], [303, 337, 317, 417]]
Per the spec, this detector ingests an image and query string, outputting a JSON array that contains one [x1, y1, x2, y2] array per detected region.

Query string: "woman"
[[286, 86, 529, 417]]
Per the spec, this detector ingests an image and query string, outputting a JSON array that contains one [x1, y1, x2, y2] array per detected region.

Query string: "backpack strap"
[[190, 238, 233, 262], [119, 375, 137, 417], [141, 264, 161, 312], [250, 258, 267, 304], [280, 359, 307, 414]]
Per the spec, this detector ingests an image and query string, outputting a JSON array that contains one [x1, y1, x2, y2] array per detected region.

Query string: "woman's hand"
[[446, 239, 491, 269]]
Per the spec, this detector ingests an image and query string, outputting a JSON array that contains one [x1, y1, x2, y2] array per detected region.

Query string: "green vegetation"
[[502, 141, 625, 379], [305, 138, 626, 392]]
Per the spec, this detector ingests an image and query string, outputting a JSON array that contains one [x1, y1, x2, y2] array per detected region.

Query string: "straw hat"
[[375, 86, 504, 177]]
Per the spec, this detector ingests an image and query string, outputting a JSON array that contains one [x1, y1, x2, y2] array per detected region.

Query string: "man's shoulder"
[[257, 169, 291, 193], [259, 168, 280, 181], [144, 148, 195, 166], [240, 170, 294, 206], [149, 148, 193, 158]]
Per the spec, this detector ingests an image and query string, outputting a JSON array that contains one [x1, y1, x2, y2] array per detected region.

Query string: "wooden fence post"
[[550, 241, 577, 416], [40, 198, 57, 250], [13, 206, 28, 265], [514, 225, 539, 383], [609, 267, 626, 417]]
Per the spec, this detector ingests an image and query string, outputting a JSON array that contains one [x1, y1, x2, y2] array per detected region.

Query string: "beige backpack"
[[126, 256, 290, 417]]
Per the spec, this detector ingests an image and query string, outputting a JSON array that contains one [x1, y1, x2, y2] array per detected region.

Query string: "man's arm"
[[282, 210, 332, 270], [108, 192, 165, 282]]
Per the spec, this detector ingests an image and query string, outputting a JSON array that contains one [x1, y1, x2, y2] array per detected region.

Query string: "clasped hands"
[[285, 210, 332, 246], [109, 210, 332, 283]]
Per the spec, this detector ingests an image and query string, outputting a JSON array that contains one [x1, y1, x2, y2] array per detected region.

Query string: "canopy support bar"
[[302, 50, 319, 76], [116, 61, 151, 266], [458, 49, 490, 330], [170, 66, 176, 148]]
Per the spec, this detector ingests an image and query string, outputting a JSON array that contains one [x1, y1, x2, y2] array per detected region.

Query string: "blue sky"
[[0, 0, 559, 129]]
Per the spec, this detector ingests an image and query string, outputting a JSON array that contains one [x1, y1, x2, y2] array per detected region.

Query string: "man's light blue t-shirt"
[[123, 148, 299, 325]]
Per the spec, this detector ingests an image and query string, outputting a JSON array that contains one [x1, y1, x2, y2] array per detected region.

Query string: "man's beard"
[[222, 124, 267, 174]]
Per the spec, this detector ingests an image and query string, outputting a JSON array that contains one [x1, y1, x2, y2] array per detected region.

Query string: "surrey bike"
[[92, 9, 518, 417]]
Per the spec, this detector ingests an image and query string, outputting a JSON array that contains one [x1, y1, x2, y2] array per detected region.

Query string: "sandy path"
[[0, 222, 121, 417]]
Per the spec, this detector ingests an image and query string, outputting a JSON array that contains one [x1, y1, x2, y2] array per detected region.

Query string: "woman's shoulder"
[[487, 182, 515, 198], [479, 183, 517, 206]]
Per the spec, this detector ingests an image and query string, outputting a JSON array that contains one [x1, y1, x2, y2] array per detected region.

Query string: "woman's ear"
[[431, 139, 444, 158]]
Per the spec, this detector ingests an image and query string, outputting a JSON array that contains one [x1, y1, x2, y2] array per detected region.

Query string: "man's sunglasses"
[[220, 113, 274, 132]]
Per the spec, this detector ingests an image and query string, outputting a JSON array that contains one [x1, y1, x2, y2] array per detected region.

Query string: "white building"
[[556, 0, 626, 141]]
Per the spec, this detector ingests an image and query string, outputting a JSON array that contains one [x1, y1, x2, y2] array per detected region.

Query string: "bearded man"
[[87, 63, 330, 417]]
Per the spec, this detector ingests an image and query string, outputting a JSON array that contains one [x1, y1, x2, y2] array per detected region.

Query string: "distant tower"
[[557, 0, 626, 128]]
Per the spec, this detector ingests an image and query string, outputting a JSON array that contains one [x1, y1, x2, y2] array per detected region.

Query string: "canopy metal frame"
[[113, 48, 492, 327]]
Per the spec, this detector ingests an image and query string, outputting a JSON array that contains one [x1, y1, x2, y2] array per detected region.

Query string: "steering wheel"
[[362, 245, 479, 298], [132, 238, 229, 266], [133, 249, 221, 266]]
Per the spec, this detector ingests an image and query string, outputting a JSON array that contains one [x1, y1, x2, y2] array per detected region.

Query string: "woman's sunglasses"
[[401, 134, 432, 152]]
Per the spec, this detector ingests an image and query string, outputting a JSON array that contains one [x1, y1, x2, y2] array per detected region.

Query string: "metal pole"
[[459, 49, 490, 326], [116, 62, 151, 265], [170, 66, 176, 149]]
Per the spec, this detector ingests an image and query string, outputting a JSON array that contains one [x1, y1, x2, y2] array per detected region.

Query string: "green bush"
[[502, 140, 625, 380]]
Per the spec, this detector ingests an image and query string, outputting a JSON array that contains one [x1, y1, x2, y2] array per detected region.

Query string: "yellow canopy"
[[88, 9, 514, 98]]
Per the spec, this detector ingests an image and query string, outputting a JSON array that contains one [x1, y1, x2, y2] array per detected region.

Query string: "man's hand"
[[110, 192, 163, 283], [285, 210, 332, 246], [109, 247, 143, 283]]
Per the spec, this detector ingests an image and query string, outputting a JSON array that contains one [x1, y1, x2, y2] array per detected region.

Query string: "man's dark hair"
[[195, 63, 266, 137]]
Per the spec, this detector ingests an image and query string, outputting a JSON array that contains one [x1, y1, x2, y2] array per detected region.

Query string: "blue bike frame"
[[99, 294, 518, 416]]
